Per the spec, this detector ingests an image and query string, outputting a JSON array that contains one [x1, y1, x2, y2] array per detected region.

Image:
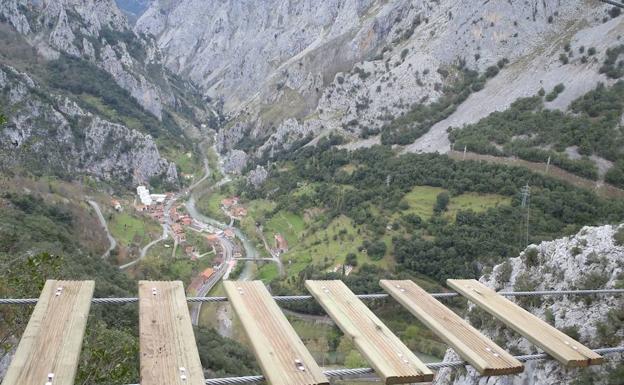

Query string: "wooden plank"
[[380, 280, 523, 375], [2, 280, 94, 385], [139, 281, 205, 385], [224, 281, 329, 385], [305, 280, 433, 384], [447, 279, 603, 367]]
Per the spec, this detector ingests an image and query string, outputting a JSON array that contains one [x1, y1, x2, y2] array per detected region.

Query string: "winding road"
[[87, 200, 117, 260]]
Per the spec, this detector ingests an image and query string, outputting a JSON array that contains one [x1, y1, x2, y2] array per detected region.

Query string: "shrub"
[[599, 45, 624, 78], [434, 192, 450, 214], [605, 160, 624, 188], [559, 53, 569, 64], [524, 247, 540, 267], [485, 65, 499, 78], [545, 83, 565, 101], [614, 226, 624, 246], [609, 6, 622, 18], [513, 273, 542, 307], [561, 325, 580, 340], [588, 47, 597, 56], [345, 253, 358, 267], [496, 260, 513, 283], [577, 271, 610, 290]]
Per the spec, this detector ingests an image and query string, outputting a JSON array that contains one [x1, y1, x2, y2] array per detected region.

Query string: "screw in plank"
[[294, 359, 306, 371]]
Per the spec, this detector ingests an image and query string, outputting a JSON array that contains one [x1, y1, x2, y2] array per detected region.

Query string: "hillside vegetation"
[[449, 81, 624, 186], [240, 139, 624, 285]]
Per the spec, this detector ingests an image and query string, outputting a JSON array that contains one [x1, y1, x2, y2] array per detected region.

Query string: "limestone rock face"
[[0, 0, 175, 119], [0, 65, 177, 186], [138, 0, 622, 159], [434, 224, 624, 385], [222, 149, 248, 175], [247, 165, 268, 189]]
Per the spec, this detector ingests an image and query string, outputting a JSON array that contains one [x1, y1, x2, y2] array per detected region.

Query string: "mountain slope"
[[138, 0, 623, 172], [0, 0, 215, 187]]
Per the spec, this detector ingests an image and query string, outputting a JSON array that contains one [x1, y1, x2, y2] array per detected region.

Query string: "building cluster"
[[136, 185, 167, 206], [111, 199, 123, 212], [330, 264, 354, 276], [274, 233, 289, 255], [221, 196, 248, 218]]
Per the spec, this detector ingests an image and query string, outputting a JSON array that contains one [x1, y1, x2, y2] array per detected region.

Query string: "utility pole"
[[545, 156, 551, 174], [520, 184, 531, 247]]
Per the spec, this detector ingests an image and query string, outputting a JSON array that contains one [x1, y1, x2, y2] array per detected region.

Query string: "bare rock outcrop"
[[0, 65, 177, 186], [434, 224, 624, 385]]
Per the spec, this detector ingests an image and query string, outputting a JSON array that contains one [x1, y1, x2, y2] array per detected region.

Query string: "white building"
[[137, 186, 153, 206], [150, 194, 167, 204]]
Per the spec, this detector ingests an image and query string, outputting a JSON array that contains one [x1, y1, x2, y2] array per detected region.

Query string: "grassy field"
[[256, 262, 280, 282], [448, 192, 511, 217], [185, 229, 215, 256], [195, 191, 229, 223], [401, 185, 511, 221], [238, 199, 276, 258], [279, 214, 393, 277], [401, 186, 446, 220], [109, 212, 160, 247], [263, 210, 305, 246]]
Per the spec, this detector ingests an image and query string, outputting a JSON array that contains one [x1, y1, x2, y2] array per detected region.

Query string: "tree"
[[345, 253, 358, 267], [0, 112, 6, 126], [434, 192, 450, 214]]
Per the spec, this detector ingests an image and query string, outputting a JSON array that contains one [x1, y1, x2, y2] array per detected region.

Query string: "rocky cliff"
[[434, 224, 624, 385], [137, 0, 624, 165], [0, 0, 222, 187], [0, 64, 177, 186], [0, 0, 174, 119]]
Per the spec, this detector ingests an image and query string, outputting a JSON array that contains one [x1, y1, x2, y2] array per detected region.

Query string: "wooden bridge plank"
[[447, 279, 603, 367], [305, 280, 433, 384], [139, 281, 205, 385], [224, 281, 329, 385], [380, 280, 523, 375], [1, 280, 94, 385]]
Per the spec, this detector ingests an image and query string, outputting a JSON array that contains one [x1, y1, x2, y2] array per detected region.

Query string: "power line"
[[520, 184, 531, 247], [0, 288, 623, 305], [125, 347, 624, 385], [599, 0, 624, 8]]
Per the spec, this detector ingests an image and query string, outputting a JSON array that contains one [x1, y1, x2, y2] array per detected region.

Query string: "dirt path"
[[448, 150, 624, 199], [87, 200, 117, 259]]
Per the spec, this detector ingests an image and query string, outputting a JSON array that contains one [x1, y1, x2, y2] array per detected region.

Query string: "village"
[[109, 185, 290, 294]]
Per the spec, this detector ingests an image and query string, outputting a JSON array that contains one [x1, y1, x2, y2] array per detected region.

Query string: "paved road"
[[87, 200, 117, 259], [256, 225, 285, 276], [189, 235, 233, 325], [119, 196, 176, 270]]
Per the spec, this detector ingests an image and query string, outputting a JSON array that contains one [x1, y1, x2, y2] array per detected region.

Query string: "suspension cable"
[[125, 346, 624, 385], [600, 0, 624, 8], [0, 288, 622, 305]]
